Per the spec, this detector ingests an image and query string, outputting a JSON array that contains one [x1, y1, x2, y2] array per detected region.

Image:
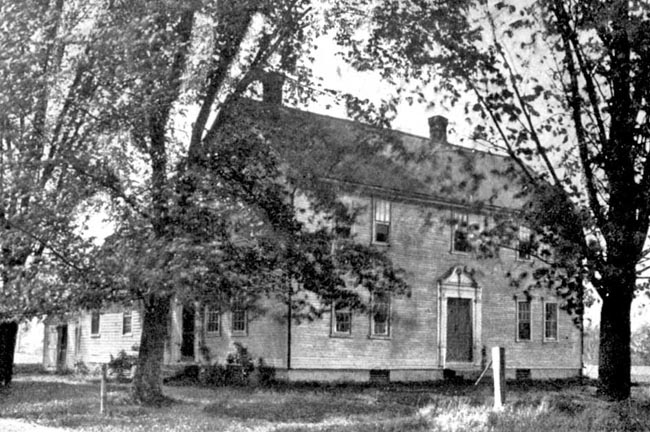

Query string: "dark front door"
[[56, 325, 68, 370], [446, 298, 473, 362], [181, 305, 195, 359]]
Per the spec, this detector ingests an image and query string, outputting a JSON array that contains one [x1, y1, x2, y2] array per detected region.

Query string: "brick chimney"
[[261, 71, 284, 105], [428, 115, 448, 145]]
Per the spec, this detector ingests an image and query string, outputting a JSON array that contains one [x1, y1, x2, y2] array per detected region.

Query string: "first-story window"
[[544, 302, 558, 341], [371, 292, 390, 336], [452, 212, 471, 253], [517, 301, 531, 341], [332, 303, 352, 335], [373, 199, 391, 244], [122, 310, 132, 335], [205, 307, 220, 334], [91, 310, 100, 336], [231, 302, 247, 335]]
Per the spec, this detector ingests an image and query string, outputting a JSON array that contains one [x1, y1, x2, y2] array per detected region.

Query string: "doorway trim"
[[437, 265, 482, 369]]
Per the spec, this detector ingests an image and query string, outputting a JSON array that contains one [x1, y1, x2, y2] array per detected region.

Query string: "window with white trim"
[[373, 199, 391, 244], [122, 310, 132, 335], [517, 226, 533, 260], [452, 212, 472, 253], [517, 301, 531, 341], [205, 307, 220, 334], [544, 302, 558, 340], [231, 302, 247, 335], [91, 311, 100, 336], [332, 303, 352, 335], [371, 292, 390, 336]]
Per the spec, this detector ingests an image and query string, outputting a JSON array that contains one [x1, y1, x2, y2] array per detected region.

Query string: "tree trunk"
[[132, 294, 171, 405], [598, 288, 633, 400], [0, 321, 18, 386]]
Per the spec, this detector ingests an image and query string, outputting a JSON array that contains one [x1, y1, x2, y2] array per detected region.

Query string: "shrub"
[[74, 360, 89, 376], [257, 358, 276, 386], [200, 343, 274, 387], [107, 350, 137, 381], [225, 342, 255, 385]]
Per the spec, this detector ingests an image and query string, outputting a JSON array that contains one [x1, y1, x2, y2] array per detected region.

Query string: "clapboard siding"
[[46, 191, 581, 379]]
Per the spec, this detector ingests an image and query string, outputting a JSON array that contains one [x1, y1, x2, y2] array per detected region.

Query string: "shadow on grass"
[[271, 416, 432, 432], [201, 378, 595, 423], [202, 381, 490, 423]]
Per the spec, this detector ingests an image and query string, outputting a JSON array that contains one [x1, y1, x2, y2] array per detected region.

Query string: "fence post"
[[100, 364, 108, 414], [492, 347, 506, 409]]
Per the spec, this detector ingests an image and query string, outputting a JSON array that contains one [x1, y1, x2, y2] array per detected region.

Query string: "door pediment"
[[438, 265, 477, 288]]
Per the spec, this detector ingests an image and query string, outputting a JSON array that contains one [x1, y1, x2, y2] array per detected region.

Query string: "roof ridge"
[[273, 102, 509, 160]]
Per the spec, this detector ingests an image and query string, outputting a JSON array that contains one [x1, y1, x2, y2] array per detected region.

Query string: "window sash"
[[544, 303, 558, 340], [206, 308, 220, 333], [452, 212, 472, 253], [91, 311, 100, 335], [517, 301, 531, 341], [374, 200, 390, 223], [371, 292, 390, 336], [374, 200, 391, 243], [231, 306, 246, 333], [333, 304, 352, 334], [122, 311, 132, 335], [517, 226, 533, 260]]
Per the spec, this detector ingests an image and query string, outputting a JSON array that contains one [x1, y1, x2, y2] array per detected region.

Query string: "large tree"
[[62, 0, 410, 404], [330, 0, 650, 399], [0, 0, 120, 385]]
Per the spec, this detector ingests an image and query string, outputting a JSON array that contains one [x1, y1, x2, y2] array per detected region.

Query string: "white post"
[[492, 347, 506, 409], [100, 364, 107, 414]]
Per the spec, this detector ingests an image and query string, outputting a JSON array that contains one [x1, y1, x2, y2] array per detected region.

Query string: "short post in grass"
[[491, 347, 506, 410], [100, 363, 108, 414]]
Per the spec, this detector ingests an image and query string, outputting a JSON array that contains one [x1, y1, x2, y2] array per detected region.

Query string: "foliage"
[[0, 0, 112, 322], [330, 0, 650, 399], [107, 350, 138, 382], [0, 0, 414, 404], [256, 358, 276, 386], [200, 343, 256, 387], [73, 361, 90, 377]]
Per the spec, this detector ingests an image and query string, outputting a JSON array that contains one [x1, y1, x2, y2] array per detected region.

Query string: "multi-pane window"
[[231, 302, 247, 334], [374, 199, 391, 243], [91, 311, 100, 336], [517, 226, 533, 260], [206, 307, 220, 334], [517, 301, 531, 341], [333, 303, 352, 335], [452, 212, 472, 253], [371, 292, 390, 336], [122, 310, 132, 335], [544, 302, 558, 340]]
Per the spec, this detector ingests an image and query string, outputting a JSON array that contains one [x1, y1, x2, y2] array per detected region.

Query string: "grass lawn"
[[1, 374, 649, 431]]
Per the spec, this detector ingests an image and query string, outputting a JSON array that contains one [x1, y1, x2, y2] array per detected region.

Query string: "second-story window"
[[452, 212, 472, 253], [373, 199, 391, 244], [517, 226, 533, 260]]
